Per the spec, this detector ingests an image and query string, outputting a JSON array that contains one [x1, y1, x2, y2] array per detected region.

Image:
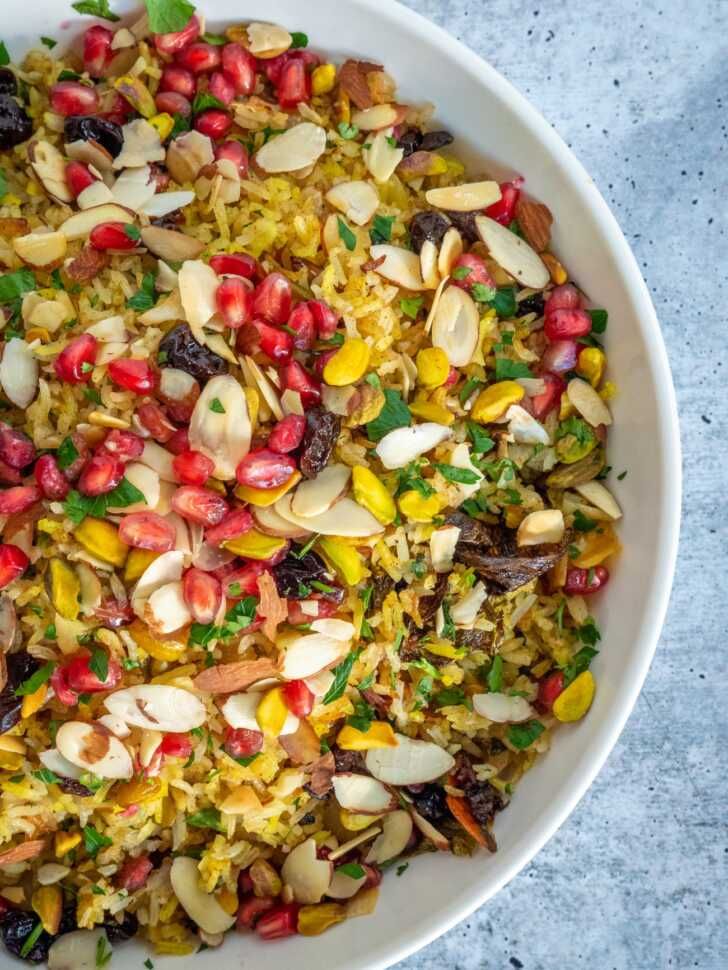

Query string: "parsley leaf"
[[323, 649, 361, 704], [56, 436, 79, 470], [452, 265, 471, 280], [432, 686, 467, 708], [336, 216, 357, 252], [170, 112, 191, 139], [71, 0, 120, 22], [0, 43, 9, 67], [0, 168, 7, 200], [123, 223, 141, 242], [20, 921, 43, 959], [489, 286, 517, 318], [459, 376, 483, 405], [290, 31, 309, 49], [33, 767, 61, 785], [191, 91, 226, 115], [370, 214, 395, 244], [467, 421, 494, 455], [127, 272, 157, 311], [434, 462, 480, 485], [14, 662, 55, 697], [95, 935, 113, 968], [209, 397, 225, 414], [202, 32, 227, 45], [562, 645, 599, 687], [573, 509, 598, 532], [494, 358, 533, 380], [336, 862, 365, 879], [187, 807, 225, 832], [472, 283, 496, 303], [337, 122, 359, 140], [83, 824, 112, 857], [366, 389, 411, 441], [507, 720, 545, 750], [395, 460, 433, 498], [400, 296, 424, 319], [189, 597, 258, 646], [346, 698, 375, 732], [486, 655, 503, 693], [143, 0, 195, 33], [89, 648, 109, 684], [63, 478, 145, 524], [0, 268, 36, 304], [588, 308, 608, 334]]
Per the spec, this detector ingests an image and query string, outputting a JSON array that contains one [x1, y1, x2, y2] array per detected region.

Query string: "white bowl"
[[4, 1, 681, 967]]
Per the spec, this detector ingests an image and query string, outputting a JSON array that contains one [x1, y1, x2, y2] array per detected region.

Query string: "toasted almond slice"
[[448, 442, 483, 501], [410, 807, 449, 851], [574, 481, 622, 520], [139, 440, 176, 482], [279, 632, 347, 680], [279, 719, 324, 766], [309, 618, 355, 641], [56, 721, 133, 779], [369, 244, 424, 290], [110, 164, 156, 211], [0, 338, 38, 409], [108, 461, 160, 512], [29, 141, 73, 204], [138, 288, 184, 326], [220, 785, 262, 816], [113, 119, 165, 170], [252, 503, 311, 539], [333, 773, 397, 814], [48, 929, 109, 970], [375, 422, 451, 470], [156, 259, 179, 292], [13, 230, 67, 268], [141, 226, 205, 263], [65, 138, 114, 174], [351, 104, 402, 130], [325, 180, 379, 226], [449, 581, 488, 626], [0, 839, 47, 867], [38, 749, 82, 781], [419, 239, 440, 290], [517, 509, 565, 546], [438, 227, 463, 277], [475, 214, 550, 289], [473, 692, 535, 723], [243, 355, 284, 421], [145, 580, 191, 634], [506, 404, 551, 445], [430, 285, 479, 366], [365, 810, 413, 864], [76, 180, 115, 209], [189, 374, 252, 480], [424, 274, 449, 335], [426, 180, 501, 212], [132, 550, 185, 615], [281, 837, 332, 904], [291, 463, 351, 518], [275, 493, 384, 538], [363, 129, 404, 183], [566, 377, 613, 427], [170, 858, 236, 935], [328, 827, 381, 863], [256, 122, 326, 174], [430, 525, 461, 574], [193, 657, 279, 694], [142, 190, 195, 218], [59, 203, 136, 241], [105, 684, 206, 732], [246, 22, 293, 58], [178, 259, 219, 337], [86, 315, 126, 343], [365, 734, 454, 785], [166, 130, 214, 184]]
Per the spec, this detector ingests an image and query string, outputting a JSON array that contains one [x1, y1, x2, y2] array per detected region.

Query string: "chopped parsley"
[[467, 421, 495, 455], [126, 272, 158, 311], [489, 286, 517, 318], [143, 0, 195, 33], [14, 662, 55, 697], [494, 358, 533, 381], [202, 32, 227, 45], [56, 436, 79, 470], [366, 389, 411, 441], [191, 91, 226, 115], [95, 935, 113, 967], [123, 224, 141, 242], [32, 767, 61, 785], [573, 509, 598, 532], [209, 397, 225, 414], [336, 862, 365, 879], [434, 462, 480, 485], [452, 265, 471, 280], [187, 808, 226, 833], [396, 862, 409, 876], [88, 648, 109, 684], [170, 112, 191, 139], [189, 596, 258, 647], [459, 376, 483, 405], [486, 655, 503, 693], [0, 168, 7, 201], [432, 686, 467, 708], [290, 31, 309, 48], [323, 648, 361, 704], [395, 460, 433, 498], [370, 214, 395, 245], [63, 478, 145, 524], [337, 121, 359, 140], [83, 824, 112, 857], [588, 308, 608, 334], [472, 283, 496, 303], [19, 921, 43, 959], [507, 720, 545, 750], [400, 296, 424, 319], [346, 698, 375, 733], [71, 0, 120, 22], [336, 216, 357, 252]]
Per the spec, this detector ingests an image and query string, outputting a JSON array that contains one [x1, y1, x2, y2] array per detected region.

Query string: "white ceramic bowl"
[[5, 1, 681, 967]]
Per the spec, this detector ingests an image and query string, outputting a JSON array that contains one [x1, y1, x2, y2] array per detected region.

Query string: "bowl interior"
[[4, 1, 681, 968]]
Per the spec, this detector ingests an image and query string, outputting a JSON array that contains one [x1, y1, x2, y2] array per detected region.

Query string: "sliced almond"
[[321, 385, 358, 416], [166, 130, 214, 185], [252, 503, 311, 539], [430, 525, 461, 574], [365, 734, 454, 785], [86, 315, 127, 343], [110, 164, 156, 211], [145, 580, 191, 634], [449, 581, 488, 626], [104, 684, 206, 732], [475, 214, 550, 289], [279, 632, 347, 680], [517, 509, 565, 547], [55, 721, 133, 779], [369, 244, 424, 290], [221, 692, 299, 736], [142, 190, 195, 219], [156, 259, 179, 292], [76, 180, 115, 209], [363, 129, 404, 183], [281, 837, 332, 904], [291, 463, 351, 518], [438, 227, 463, 277], [256, 123, 327, 174], [327, 869, 367, 900], [242, 355, 284, 421], [178, 259, 219, 338], [189, 374, 251, 480], [309, 618, 355, 641], [65, 138, 113, 174], [332, 773, 397, 814], [275, 493, 384, 538], [139, 440, 176, 482], [220, 785, 262, 816], [108, 461, 160, 512], [59, 203, 136, 241], [138, 288, 184, 326], [279, 719, 324, 766], [170, 857, 236, 935], [141, 226, 205, 263], [0, 338, 38, 409], [472, 692, 535, 723], [113, 119, 165, 170], [506, 404, 550, 445], [574, 481, 622, 520], [193, 657, 279, 694], [410, 808, 450, 851], [375, 422, 451, 470], [325, 180, 379, 227], [351, 104, 403, 130], [424, 274, 449, 335], [131, 549, 185, 615], [430, 284, 479, 366], [246, 22, 293, 58], [365, 810, 413, 864], [13, 230, 67, 269], [29, 141, 73, 204], [566, 377, 613, 428], [419, 239, 440, 290], [448, 442, 483, 500], [38, 747, 83, 781], [48, 929, 110, 970], [426, 180, 501, 212]]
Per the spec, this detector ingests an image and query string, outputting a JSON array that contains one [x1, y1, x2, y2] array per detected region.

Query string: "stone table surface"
[[393, 1, 727, 969]]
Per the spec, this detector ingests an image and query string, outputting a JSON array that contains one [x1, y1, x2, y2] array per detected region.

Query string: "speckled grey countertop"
[[394, 1, 727, 968]]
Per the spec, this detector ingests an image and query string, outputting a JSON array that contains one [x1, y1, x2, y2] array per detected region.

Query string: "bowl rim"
[[344, 0, 682, 966]]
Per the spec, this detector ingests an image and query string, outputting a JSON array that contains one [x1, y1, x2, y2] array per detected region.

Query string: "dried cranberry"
[[0, 652, 39, 734], [298, 407, 340, 479], [136, 402, 176, 443], [273, 549, 329, 599], [237, 895, 276, 930], [158, 324, 228, 384], [0, 95, 33, 150], [409, 210, 451, 254]]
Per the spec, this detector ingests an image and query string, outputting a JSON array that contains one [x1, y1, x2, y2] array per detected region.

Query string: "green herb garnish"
[[83, 824, 112, 857], [323, 648, 361, 704], [400, 296, 424, 319], [507, 720, 545, 750], [63, 478, 145, 524], [366, 389, 411, 441], [71, 0, 120, 22], [336, 216, 357, 252], [127, 272, 158, 311], [143, 0, 195, 33], [14, 662, 55, 697], [209, 397, 225, 414], [370, 214, 395, 244]]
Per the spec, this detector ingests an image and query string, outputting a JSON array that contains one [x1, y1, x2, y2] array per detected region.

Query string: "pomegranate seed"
[[237, 896, 276, 930], [276, 57, 310, 109], [545, 284, 581, 315], [253, 273, 293, 325], [0, 543, 29, 589], [544, 308, 592, 342], [286, 303, 316, 351], [308, 299, 339, 340], [209, 252, 257, 279], [451, 253, 495, 295], [159, 65, 196, 99], [541, 339, 578, 375], [485, 177, 523, 225], [55, 334, 98, 384], [166, 427, 190, 455], [50, 80, 100, 117], [94, 597, 135, 628], [61, 433, 89, 481], [183, 567, 222, 624], [116, 855, 153, 893], [208, 71, 235, 105], [214, 140, 249, 177], [362, 863, 382, 888], [155, 91, 192, 117], [216, 277, 254, 330], [237, 319, 293, 363], [313, 348, 336, 378], [78, 453, 125, 496], [238, 871, 254, 896], [82, 24, 113, 76], [194, 108, 232, 139], [89, 222, 139, 252], [64, 651, 122, 692], [159, 733, 193, 759], [221, 43, 257, 95], [177, 42, 221, 74], [286, 596, 338, 625], [153, 15, 201, 55], [280, 360, 321, 408], [65, 160, 96, 198], [235, 449, 296, 490], [268, 414, 305, 454], [281, 680, 314, 718], [108, 358, 157, 394], [101, 429, 144, 461], [530, 373, 566, 421], [564, 565, 610, 595], [172, 485, 229, 526], [536, 670, 565, 714], [34, 455, 69, 500], [0, 460, 21, 486], [224, 726, 264, 760], [262, 53, 290, 86], [0, 426, 35, 469], [118, 512, 176, 552], [219, 561, 266, 597], [256, 903, 299, 940], [173, 449, 214, 485], [137, 402, 176, 443], [444, 366, 459, 387], [0, 485, 41, 516], [50, 665, 78, 706]]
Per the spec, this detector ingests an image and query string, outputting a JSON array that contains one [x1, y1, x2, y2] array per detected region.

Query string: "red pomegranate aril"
[[541, 339, 578, 375], [153, 15, 201, 55], [159, 65, 196, 98], [536, 670, 565, 714], [256, 903, 299, 941], [89, 222, 139, 252], [280, 360, 321, 408], [155, 91, 192, 117], [166, 427, 190, 455], [0, 485, 41, 516], [237, 320, 293, 364], [64, 651, 122, 692], [0, 543, 30, 589], [253, 273, 293, 325], [276, 57, 310, 109], [119, 512, 176, 552], [210, 251, 258, 280], [221, 43, 257, 95], [216, 277, 254, 330], [564, 565, 610, 596], [50, 665, 77, 706], [235, 449, 296, 490], [159, 733, 193, 759], [55, 334, 98, 384], [108, 358, 157, 394], [445, 366, 459, 387], [224, 726, 264, 760], [78, 453, 125, 497], [308, 299, 339, 340], [178, 42, 222, 74], [0, 426, 35, 469], [173, 449, 214, 485], [545, 283, 581, 315], [286, 303, 316, 351], [136, 402, 176, 443], [101, 429, 145, 462], [61, 433, 89, 482], [451, 253, 495, 295], [282, 680, 314, 718], [214, 140, 249, 177], [34, 455, 70, 500], [313, 348, 336, 378], [0, 460, 21, 486], [530, 373, 565, 421], [219, 562, 266, 599], [485, 177, 523, 225], [268, 414, 306, 454], [172, 485, 229, 526], [50, 80, 100, 117], [237, 896, 276, 930], [116, 855, 153, 893], [262, 53, 291, 86], [183, 567, 222, 624], [194, 108, 233, 139], [65, 160, 97, 198], [544, 308, 591, 342], [208, 71, 236, 105], [83, 24, 113, 76]]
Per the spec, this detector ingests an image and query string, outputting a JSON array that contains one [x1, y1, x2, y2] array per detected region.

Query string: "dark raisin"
[[489, 738, 506, 755], [0, 69, 17, 97], [420, 130, 454, 152], [1, 912, 49, 963], [517, 292, 545, 317], [272, 549, 329, 598], [158, 324, 228, 384], [417, 572, 449, 627], [151, 210, 184, 229], [58, 778, 93, 797], [409, 210, 452, 254], [443, 209, 479, 243], [332, 747, 366, 774], [451, 752, 477, 789], [299, 812, 316, 825], [0, 652, 40, 735], [299, 408, 340, 479], [64, 116, 124, 158], [397, 127, 422, 158], [410, 784, 449, 824], [455, 628, 493, 652], [103, 911, 138, 943], [371, 573, 395, 609], [464, 781, 505, 828], [0, 95, 33, 151]]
